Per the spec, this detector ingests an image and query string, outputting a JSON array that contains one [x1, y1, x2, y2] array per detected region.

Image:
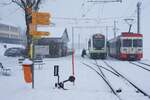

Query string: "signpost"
[[29, 11, 51, 89]]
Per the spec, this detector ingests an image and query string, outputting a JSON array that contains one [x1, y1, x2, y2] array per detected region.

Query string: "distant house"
[[0, 20, 23, 44], [35, 27, 69, 58]]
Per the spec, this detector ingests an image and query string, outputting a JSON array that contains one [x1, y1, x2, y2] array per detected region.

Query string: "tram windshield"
[[123, 39, 132, 47], [93, 38, 105, 49], [133, 39, 142, 47]]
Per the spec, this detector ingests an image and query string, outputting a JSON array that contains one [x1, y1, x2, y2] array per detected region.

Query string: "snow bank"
[[0, 43, 25, 56]]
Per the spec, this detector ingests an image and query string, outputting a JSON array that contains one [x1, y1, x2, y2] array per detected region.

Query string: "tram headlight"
[[138, 48, 142, 51]]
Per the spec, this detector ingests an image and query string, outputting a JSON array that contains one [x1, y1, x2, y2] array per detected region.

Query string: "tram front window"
[[123, 39, 132, 47], [133, 39, 142, 47], [93, 39, 105, 49]]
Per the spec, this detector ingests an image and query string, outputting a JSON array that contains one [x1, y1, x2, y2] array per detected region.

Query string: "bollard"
[[22, 58, 33, 83]]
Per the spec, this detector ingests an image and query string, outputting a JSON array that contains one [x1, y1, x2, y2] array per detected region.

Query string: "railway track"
[[82, 62, 122, 100], [129, 61, 150, 72], [82, 59, 150, 99], [101, 60, 150, 98], [92, 61, 120, 77], [137, 61, 150, 67]]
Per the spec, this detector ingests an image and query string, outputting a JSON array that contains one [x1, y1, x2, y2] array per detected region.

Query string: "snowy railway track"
[[137, 61, 150, 67], [102, 60, 150, 99], [82, 62, 122, 100], [92, 62, 120, 77], [82, 59, 150, 99], [128, 61, 150, 72]]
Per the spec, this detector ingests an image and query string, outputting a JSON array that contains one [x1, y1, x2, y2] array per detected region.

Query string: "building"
[[35, 27, 69, 58], [0, 20, 23, 44]]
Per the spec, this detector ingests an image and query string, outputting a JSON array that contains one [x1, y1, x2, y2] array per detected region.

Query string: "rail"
[[82, 62, 122, 100], [137, 61, 150, 67], [103, 60, 150, 98], [129, 61, 150, 72]]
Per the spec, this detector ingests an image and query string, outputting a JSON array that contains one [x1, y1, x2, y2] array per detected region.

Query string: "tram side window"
[[133, 39, 142, 47], [123, 39, 132, 47]]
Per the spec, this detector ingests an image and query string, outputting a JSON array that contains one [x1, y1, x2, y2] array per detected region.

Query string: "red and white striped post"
[[72, 27, 75, 77]]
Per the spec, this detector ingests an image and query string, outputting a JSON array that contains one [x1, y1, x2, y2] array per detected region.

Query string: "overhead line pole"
[[78, 33, 80, 50], [106, 26, 108, 56], [137, 2, 141, 33], [113, 20, 119, 38]]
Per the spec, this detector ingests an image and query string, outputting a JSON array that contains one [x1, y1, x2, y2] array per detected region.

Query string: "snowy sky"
[[0, 0, 150, 51]]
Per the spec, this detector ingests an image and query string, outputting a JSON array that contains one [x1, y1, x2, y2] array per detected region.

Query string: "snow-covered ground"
[[1, 0, 150, 99], [0, 46, 150, 100]]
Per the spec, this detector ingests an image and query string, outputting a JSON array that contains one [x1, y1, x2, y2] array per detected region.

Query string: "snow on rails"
[[82, 60, 150, 100]]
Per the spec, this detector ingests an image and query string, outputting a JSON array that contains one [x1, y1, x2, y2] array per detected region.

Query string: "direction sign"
[[36, 12, 50, 18], [30, 12, 50, 36], [31, 31, 49, 36], [36, 18, 50, 25], [32, 12, 50, 25]]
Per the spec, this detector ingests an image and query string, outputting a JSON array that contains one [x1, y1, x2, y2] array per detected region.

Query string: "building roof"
[[37, 26, 67, 38], [37, 27, 69, 45]]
